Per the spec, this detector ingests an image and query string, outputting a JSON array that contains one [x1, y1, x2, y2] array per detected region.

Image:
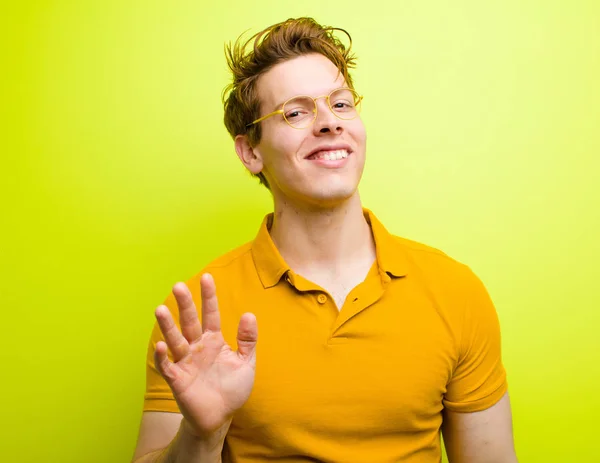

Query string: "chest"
[[227, 285, 457, 437], [217, 270, 462, 461], [315, 279, 355, 309], [298, 261, 375, 310]]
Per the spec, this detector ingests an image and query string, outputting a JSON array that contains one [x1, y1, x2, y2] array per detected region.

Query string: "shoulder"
[[393, 235, 473, 275], [204, 241, 254, 270], [185, 240, 255, 286], [393, 234, 454, 260], [384, 233, 487, 304]]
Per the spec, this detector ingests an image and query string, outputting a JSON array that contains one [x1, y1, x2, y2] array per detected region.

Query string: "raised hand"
[[153, 273, 258, 438]]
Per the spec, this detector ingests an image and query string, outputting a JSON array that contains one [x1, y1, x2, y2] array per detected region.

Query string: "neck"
[[268, 193, 375, 273]]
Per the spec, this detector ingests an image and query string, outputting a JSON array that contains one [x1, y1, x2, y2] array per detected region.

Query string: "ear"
[[235, 134, 264, 175]]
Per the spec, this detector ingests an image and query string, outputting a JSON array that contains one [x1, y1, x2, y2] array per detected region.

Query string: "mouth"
[[305, 147, 352, 161]]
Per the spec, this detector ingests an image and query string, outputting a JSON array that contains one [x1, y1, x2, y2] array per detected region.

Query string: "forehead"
[[256, 54, 346, 109]]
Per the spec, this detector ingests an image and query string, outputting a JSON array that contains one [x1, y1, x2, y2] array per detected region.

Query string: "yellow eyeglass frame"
[[245, 87, 363, 129]]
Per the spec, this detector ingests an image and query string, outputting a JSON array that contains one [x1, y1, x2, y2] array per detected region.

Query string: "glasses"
[[246, 87, 363, 129]]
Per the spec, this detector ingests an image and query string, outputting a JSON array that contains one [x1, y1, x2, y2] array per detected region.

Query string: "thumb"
[[236, 312, 258, 360]]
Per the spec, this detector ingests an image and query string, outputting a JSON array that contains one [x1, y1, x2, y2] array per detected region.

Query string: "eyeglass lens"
[[283, 88, 361, 128]]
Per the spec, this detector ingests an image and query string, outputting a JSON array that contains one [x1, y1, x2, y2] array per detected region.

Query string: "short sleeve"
[[143, 289, 184, 414], [443, 268, 508, 412]]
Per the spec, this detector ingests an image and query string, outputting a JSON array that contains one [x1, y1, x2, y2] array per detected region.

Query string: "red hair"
[[222, 17, 357, 188]]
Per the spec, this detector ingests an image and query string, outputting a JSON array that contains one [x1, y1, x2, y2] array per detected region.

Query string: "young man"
[[132, 17, 518, 463]]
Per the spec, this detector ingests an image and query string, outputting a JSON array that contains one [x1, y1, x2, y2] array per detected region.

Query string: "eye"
[[283, 96, 314, 121], [332, 100, 354, 111], [285, 108, 311, 121], [286, 110, 302, 119]]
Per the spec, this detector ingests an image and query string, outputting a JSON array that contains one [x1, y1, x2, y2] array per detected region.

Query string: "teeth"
[[313, 149, 348, 160]]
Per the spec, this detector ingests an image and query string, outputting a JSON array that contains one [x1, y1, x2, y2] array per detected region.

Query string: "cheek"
[[262, 128, 305, 165], [353, 120, 367, 143]]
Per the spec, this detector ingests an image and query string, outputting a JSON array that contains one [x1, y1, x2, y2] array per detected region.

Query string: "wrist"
[[180, 418, 231, 450]]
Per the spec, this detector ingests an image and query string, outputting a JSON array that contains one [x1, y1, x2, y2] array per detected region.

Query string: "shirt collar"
[[363, 208, 409, 278], [251, 208, 409, 288], [250, 213, 290, 288]]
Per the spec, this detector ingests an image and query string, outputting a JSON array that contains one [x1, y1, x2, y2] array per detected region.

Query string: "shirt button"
[[317, 294, 327, 304]]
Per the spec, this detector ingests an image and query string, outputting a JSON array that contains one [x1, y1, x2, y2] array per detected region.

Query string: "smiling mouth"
[[306, 149, 350, 161]]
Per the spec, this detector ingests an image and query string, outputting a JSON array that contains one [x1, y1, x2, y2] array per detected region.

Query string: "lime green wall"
[[3, 1, 599, 462]]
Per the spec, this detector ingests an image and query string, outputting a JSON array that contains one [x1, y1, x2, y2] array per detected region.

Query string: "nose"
[[312, 97, 343, 135]]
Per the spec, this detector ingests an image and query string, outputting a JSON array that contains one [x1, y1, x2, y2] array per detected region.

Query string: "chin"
[[273, 173, 362, 208], [304, 185, 358, 206]]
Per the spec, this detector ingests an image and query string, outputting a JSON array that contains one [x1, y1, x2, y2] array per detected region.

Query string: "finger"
[[200, 273, 221, 333], [153, 340, 181, 385], [155, 305, 190, 362], [172, 282, 203, 343], [236, 312, 258, 360]]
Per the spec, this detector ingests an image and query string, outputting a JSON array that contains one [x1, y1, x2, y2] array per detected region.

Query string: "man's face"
[[248, 53, 367, 207]]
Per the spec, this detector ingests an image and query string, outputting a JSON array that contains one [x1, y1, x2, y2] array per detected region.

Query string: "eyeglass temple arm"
[[245, 94, 363, 128], [246, 109, 284, 128]]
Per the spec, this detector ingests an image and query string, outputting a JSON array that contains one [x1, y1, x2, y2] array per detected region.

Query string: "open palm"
[[154, 273, 258, 437]]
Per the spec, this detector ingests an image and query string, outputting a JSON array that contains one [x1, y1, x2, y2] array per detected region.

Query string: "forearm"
[[133, 420, 228, 463]]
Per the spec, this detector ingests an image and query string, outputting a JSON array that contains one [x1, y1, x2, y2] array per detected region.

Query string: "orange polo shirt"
[[143, 209, 507, 462]]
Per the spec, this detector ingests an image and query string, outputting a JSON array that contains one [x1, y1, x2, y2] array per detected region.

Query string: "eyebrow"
[[270, 99, 286, 113], [268, 86, 345, 113]]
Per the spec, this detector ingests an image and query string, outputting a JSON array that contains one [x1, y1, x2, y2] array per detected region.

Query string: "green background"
[[2, 1, 599, 462]]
